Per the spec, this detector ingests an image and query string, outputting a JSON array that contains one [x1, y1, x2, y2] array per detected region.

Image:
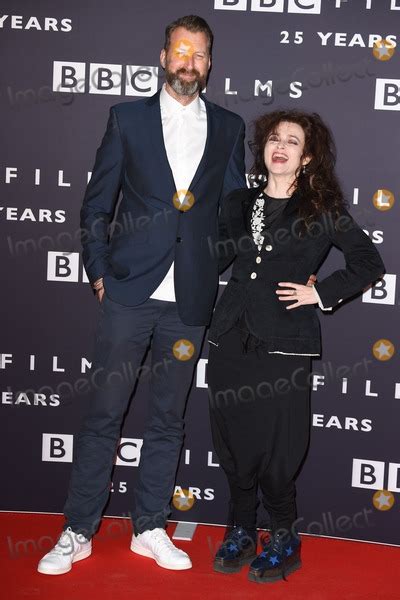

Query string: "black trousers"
[[207, 326, 311, 536], [63, 293, 205, 538]]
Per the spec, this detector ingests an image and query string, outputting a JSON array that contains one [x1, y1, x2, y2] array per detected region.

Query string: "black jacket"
[[207, 186, 385, 355]]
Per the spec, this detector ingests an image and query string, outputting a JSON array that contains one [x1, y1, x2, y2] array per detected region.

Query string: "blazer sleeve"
[[217, 191, 238, 274], [221, 119, 246, 198], [217, 119, 246, 274], [313, 208, 386, 308], [80, 106, 124, 284]]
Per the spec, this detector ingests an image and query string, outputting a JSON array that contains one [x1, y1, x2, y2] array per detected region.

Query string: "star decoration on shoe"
[[269, 555, 280, 566], [228, 543, 238, 552], [286, 546, 293, 556], [259, 550, 268, 558]]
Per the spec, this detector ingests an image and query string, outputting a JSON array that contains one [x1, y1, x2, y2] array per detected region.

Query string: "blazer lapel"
[[226, 187, 259, 243], [264, 189, 300, 237], [144, 90, 219, 204], [244, 186, 261, 236], [145, 90, 177, 201], [187, 93, 220, 194]]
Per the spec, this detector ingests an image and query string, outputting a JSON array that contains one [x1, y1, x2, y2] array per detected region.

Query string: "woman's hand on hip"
[[276, 282, 318, 310], [306, 274, 317, 287]]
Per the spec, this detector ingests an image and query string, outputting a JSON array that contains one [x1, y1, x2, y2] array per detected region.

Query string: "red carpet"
[[1, 513, 398, 600]]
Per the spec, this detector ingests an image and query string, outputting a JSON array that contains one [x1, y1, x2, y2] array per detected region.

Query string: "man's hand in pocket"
[[93, 277, 105, 303]]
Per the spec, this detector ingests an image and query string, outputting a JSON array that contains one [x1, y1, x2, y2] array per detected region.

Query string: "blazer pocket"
[[110, 231, 149, 247]]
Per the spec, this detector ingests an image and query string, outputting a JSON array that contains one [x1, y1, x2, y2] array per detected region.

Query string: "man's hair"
[[164, 15, 213, 54]]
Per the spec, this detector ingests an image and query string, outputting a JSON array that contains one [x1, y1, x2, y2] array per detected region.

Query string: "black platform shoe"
[[248, 530, 301, 583], [213, 526, 257, 574]]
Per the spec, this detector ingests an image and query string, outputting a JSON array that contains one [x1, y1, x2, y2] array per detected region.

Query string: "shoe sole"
[[248, 559, 302, 583], [130, 540, 192, 571], [37, 547, 92, 576], [213, 554, 257, 574]]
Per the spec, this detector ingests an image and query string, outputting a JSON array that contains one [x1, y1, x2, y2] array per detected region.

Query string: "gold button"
[[256, 256, 261, 264], [250, 272, 257, 279], [265, 245, 273, 251]]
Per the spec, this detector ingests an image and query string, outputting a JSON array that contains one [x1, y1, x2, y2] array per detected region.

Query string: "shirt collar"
[[160, 83, 204, 118]]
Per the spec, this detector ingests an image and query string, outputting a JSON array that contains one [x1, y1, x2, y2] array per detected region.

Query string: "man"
[[38, 15, 245, 575]]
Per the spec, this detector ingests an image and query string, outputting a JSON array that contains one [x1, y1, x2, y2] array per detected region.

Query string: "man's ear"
[[160, 48, 166, 69]]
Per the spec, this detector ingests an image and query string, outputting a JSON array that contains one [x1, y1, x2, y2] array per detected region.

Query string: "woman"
[[207, 110, 385, 584]]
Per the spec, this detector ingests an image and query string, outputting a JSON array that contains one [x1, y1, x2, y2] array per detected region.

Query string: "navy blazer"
[[80, 89, 246, 326], [208, 186, 385, 354]]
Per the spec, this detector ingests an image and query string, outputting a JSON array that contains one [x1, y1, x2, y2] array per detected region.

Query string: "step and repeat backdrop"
[[1, 0, 399, 547]]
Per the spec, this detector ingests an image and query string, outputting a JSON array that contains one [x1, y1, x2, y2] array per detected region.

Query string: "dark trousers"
[[63, 293, 205, 538], [207, 326, 311, 536]]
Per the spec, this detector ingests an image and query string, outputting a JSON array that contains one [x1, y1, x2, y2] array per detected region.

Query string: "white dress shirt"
[[150, 83, 207, 302]]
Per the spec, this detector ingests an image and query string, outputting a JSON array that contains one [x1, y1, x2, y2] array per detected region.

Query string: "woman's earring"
[[302, 165, 306, 174]]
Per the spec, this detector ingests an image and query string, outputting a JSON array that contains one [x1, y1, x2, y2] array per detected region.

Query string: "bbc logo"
[[115, 438, 144, 467], [52, 62, 159, 96], [47, 251, 89, 283], [352, 458, 400, 492], [374, 79, 400, 111], [362, 274, 397, 305], [42, 434, 143, 467], [214, 0, 321, 13], [42, 434, 73, 463]]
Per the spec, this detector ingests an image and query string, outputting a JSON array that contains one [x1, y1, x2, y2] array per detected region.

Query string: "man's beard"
[[165, 66, 206, 97]]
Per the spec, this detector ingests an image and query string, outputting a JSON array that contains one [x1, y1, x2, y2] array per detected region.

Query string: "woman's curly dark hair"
[[248, 110, 347, 225]]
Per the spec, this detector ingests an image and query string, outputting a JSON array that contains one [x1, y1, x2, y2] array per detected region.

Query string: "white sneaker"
[[37, 527, 92, 575], [130, 528, 192, 570]]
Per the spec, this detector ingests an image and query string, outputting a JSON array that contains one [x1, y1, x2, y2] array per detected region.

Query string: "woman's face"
[[263, 121, 309, 180]]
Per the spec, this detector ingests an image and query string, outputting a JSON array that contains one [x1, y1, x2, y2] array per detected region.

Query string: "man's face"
[[160, 27, 211, 96]]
